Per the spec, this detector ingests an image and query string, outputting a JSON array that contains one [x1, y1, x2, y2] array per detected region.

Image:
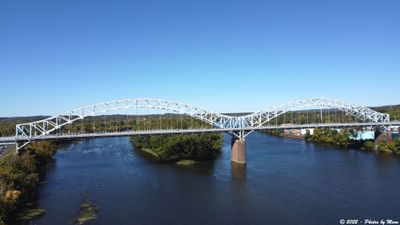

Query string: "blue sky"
[[0, 0, 399, 116]]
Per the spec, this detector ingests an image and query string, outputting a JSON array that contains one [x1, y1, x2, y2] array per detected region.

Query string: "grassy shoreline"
[[135, 147, 162, 161]]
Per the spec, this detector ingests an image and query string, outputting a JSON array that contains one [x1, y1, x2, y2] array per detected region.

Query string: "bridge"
[[0, 98, 399, 164]]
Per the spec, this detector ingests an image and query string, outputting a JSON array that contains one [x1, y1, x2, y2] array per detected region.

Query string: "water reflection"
[[231, 162, 247, 180]]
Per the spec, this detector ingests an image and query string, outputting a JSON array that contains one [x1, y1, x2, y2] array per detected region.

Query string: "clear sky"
[[0, 0, 399, 116]]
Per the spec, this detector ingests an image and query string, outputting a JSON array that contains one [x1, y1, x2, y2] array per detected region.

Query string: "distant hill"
[[222, 112, 252, 117], [371, 105, 400, 120], [0, 116, 49, 122], [1, 104, 399, 121], [0, 116, 49, 136]]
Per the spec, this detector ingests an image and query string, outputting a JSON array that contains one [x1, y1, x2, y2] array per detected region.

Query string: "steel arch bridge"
[[14, 97, 389, 140], [0, 97, 396, 163]]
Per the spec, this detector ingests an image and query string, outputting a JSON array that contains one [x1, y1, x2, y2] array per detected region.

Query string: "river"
[[32, 132, 400, 225]]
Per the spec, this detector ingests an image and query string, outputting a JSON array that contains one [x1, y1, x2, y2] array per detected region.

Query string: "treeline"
[[262, 130, 282, 136], [364, 138, 400, 154], [0, 115, 212, 137], [60, 115, 212, 134], [372, 105, 400, 120], [305, 128, 400, 155], [268, 109, 364, 125], [0, 117, 47, 137], [263, 105, 400, 126], [305, 128, 350, 146], [17, 115, 211, 135], [131, 133, 224, 162], [0, 141, 56, 224]]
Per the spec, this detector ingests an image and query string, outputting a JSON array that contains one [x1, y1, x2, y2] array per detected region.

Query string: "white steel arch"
[[15, 98, 237, 143], [15, 97, 390, 148], [243, 98, 390, 127]]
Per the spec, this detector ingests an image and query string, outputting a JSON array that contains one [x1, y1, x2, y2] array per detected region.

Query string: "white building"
[[300, 128, 314, 135]]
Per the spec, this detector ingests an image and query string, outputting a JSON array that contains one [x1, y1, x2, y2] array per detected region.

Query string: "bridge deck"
[[0, 121, 399, 144]]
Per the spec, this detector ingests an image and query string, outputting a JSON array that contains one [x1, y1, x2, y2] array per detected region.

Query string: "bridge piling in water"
[[231, 137, 246, 164]]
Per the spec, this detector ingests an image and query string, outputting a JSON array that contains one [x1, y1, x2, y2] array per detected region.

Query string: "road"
[[0, 144, 15, 159]]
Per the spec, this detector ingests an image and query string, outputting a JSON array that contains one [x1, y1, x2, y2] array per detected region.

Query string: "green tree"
[[364, 141, 375, 151]]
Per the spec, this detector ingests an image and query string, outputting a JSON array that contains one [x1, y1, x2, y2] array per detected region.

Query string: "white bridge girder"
[[15, 98, 390, 149]]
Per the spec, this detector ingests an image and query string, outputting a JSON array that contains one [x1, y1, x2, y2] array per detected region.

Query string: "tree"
[[364, 141, 375, 151]]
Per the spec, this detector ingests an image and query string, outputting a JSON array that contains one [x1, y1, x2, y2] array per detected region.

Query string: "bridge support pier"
[[15, 142, 22, 153], [231, 137, 246, 164]]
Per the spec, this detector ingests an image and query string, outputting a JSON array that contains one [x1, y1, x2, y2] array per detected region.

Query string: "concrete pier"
[[231, 138, 246, 164]]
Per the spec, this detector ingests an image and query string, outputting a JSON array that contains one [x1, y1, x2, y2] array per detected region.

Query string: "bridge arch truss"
[[15, 98, 390, 148], [243, 98, 390, 128], [15, 99, 238, 148]]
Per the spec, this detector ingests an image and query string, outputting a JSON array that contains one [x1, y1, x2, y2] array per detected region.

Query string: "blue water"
[[32, 133, 400, 225]]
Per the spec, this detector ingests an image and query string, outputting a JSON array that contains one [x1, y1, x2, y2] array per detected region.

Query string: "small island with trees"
[[130, 133, 224, 163]]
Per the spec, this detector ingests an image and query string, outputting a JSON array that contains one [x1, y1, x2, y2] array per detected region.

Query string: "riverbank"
[[263, 129, 400, 155], [279, 133, 305, 140], [263, 130, 305, 140], [0, 141, 57, 225], [264, 129, 400, 156], [307, 129, 400, 155]]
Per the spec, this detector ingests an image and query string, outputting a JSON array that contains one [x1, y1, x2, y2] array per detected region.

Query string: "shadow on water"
[[173, 160, 218, 176]]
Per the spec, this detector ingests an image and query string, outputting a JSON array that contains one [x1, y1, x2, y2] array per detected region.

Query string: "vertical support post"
[[320, 108, 323, 123]]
